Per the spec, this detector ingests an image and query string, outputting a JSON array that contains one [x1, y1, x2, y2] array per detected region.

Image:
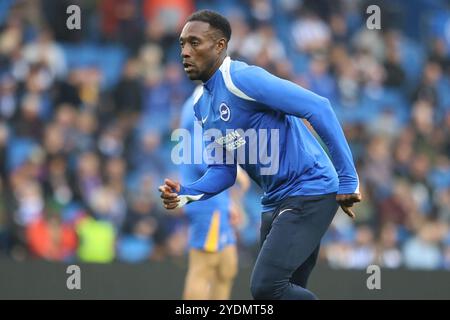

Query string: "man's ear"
[[216, 38, 227, 54]]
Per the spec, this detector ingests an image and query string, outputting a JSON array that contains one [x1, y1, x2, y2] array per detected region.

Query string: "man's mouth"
[[183, 62, 195, 72]]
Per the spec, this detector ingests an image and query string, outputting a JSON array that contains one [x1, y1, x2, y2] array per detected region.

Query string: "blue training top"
[[177, 57, 359, 212]]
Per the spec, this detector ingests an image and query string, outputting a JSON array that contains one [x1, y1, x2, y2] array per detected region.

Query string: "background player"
[[179, 86, 250, 299]]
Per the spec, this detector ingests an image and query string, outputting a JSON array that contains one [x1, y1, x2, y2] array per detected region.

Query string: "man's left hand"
[[336, 193, 362, 219]]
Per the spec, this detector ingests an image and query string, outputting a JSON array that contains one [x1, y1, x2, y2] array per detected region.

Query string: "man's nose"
[[181, 46, 191, 58]]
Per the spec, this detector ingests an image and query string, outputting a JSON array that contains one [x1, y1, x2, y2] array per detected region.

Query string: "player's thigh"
[[187, 248, 219, 280], [257, 194, 338, 271], [217, 245, 238, 280], [184, 249, 218, 299]]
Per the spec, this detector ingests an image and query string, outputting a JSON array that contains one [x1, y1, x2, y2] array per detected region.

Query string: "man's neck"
[[202, 54, 227, 83]]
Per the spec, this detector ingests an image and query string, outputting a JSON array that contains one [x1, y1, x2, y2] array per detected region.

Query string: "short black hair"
[[186, 10, 231, 42]]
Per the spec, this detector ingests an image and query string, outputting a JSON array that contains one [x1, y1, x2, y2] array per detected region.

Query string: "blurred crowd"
[[0, 0, 449, 270]]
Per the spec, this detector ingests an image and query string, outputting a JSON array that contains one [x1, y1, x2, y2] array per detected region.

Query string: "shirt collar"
[[203, 56, 230, 92]]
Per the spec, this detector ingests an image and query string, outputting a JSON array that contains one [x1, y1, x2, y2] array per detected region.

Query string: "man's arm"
[[233, 66, 358, 193], [232, 65, 361, 216], [159, 164, 237, 209]]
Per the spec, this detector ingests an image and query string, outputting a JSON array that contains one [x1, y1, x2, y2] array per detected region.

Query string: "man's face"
[[179, 21, 222, 81]]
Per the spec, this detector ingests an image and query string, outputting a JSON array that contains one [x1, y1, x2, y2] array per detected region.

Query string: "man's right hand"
[[158, 179, 181, 210]]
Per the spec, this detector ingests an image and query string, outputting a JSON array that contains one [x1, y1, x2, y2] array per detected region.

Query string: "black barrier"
[[1, 259, 450, 300]]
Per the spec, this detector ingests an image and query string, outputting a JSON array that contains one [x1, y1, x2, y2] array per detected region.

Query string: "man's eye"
[[192, 41, 199, 47]]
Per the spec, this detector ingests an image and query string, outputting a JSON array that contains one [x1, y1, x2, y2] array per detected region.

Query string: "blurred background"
[[0, 0, 449, 298]]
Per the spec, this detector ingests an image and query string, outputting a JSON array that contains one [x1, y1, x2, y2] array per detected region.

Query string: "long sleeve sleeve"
[[178, 163, 237, 207], [232, 66, 359, 194], [177, 109, 237, 208]]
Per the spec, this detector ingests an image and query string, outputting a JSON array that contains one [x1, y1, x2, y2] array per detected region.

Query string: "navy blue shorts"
[[250, 193, 339, 300]]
